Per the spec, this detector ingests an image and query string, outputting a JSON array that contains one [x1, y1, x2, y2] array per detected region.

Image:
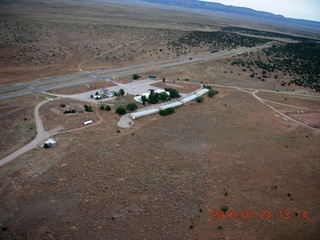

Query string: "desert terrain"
[[0, 0, 320, 239]]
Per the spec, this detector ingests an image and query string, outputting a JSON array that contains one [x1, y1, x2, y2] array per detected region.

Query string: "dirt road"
[[0, 100, 63, 167]]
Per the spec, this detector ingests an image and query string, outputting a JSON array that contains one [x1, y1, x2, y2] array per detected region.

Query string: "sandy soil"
[[151, 80, 200, 94], [49, 81, 116, 95], [0, 1, 319, 239], [0, 89, 319, 239], [0, 94, 53, 159]]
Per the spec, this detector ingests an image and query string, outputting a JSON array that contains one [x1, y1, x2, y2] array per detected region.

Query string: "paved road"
[[0, 43, 274, 100]]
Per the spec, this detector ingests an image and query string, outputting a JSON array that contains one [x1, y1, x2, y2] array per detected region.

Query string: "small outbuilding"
[[100, 88, 115, 97], [84, 120, 93, 125], [41, 138, 57, 148]]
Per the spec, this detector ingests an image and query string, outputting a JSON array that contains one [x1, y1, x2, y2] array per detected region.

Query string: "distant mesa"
[[141, 0, 320, 32]]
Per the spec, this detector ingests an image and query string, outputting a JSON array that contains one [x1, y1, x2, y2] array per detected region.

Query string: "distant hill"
[[141, 0, 320, 33]]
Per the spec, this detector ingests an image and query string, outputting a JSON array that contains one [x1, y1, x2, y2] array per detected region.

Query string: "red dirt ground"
[[1, 89, 319, 240]]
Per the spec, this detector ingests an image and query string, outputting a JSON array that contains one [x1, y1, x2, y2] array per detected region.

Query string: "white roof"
[[196, 89, 209, 95], [44, 138, 56, 144], [181, 95, 198, 103], [130, 108, 159, 119], [159, 101, 183, 110]]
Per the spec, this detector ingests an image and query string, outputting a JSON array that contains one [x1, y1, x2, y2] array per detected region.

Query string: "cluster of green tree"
[[114, 88, 125, 97], [159, 107, 175, 116], [99, 105, 111, 111], [84, 105, 93, 112], [164, 88, 181, 99], [222, 27, 310, 42], [168, 31, 269, 55], [63, 109, 76, 114], [231, 41, 320, 91], [141, 89, 179, 105], [147, 90, 170, 104]]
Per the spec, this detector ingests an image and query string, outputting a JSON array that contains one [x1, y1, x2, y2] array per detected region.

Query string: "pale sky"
[[201, 0, 320, 22]]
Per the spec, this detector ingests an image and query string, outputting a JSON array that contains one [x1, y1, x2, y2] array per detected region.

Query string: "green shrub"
[[208, 89, 218, 97], [196, 96, 204, 103], [217, 226, 223, 229], [63, 109, 76, 114], [43, 143, 50, 148], [115, 107, 127, 115], [165, 88, 180, 99], [148, 92, 159, 104], [105, 105, 111, 111], [132, 74, 140, 80], [159, 107, 175, 116], [220, 205, 228, 212], [99, 105, 105, 110], [126, 103, 138, 111], [84, 105, 93, 112], [203, 84, 212, 89], [159, 92, 169, 101], [141, 95, 147, 105], [119, 88, 125, 96], [60, 103, 66, 108]]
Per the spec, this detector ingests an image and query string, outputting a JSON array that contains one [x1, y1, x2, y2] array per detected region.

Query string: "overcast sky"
[[201, 0, 320, 22]]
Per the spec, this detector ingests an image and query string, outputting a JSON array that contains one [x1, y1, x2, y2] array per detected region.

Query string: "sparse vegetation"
[[1, 3, 319, 240]]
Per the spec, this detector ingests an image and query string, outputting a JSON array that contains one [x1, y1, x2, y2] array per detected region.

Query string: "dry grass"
[[0, 94, 52, 159], [0, 1, 319, 239], [1, 90, 319, 239], [48, 81, 116, 95], [151, 80, 201, 93]]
